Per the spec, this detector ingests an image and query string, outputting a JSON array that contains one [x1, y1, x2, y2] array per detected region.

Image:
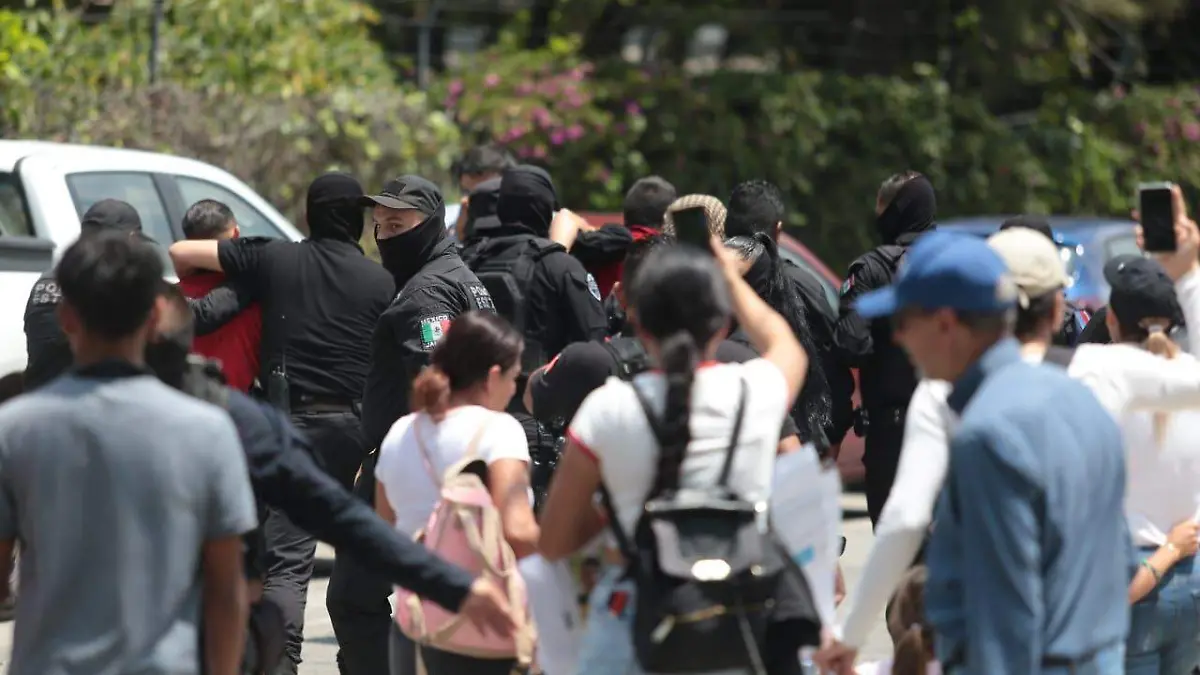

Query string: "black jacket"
[[833, 177, 937, 415], [360, 237, 496, 449], [225, 388, 474, 611], [23, 272, 252, 391], [782, 261, 856, 445]]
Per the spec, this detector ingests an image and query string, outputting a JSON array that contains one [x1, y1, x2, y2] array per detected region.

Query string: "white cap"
[[986, 227, 1069, 307]]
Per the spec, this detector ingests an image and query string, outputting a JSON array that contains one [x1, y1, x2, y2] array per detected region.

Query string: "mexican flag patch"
[[419, 314, 452, 351]]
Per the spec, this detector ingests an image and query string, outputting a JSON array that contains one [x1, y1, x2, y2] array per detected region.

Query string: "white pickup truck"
[[0, 141, 305, 381]]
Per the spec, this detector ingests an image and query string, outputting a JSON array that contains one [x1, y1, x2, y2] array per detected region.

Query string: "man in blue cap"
[[848, 231, 1130, 675]]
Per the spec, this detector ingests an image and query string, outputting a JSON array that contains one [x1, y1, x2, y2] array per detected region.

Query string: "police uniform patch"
[[586, 273, 602, 302], [466, 282, 496, 313], [418, 314, 452, 351], [840, 274, 854, 296], [30, 278, 61, 307]]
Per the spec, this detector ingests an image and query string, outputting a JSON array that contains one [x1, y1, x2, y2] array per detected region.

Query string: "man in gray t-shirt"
[[4, 231, 257, 675]]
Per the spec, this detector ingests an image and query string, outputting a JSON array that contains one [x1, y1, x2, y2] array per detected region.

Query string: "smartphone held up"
[[673, 206, 715, 256], [1139, 181, 1177, 253]]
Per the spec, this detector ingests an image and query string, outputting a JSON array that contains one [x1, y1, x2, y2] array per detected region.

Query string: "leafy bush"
[[4, 0, 460, 254], [436, 35, 649, 210]]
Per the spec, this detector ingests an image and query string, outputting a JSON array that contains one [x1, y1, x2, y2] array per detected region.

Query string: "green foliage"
[[4, 0, 460, 242], [435, 38, 648, 209]]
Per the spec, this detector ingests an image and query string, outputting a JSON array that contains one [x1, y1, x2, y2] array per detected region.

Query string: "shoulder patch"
[[466, 282, 496, 313], [586, 273, 602, 302], [840, 274, 854, 296], [418, 314, 453, 351], [30, 278, 61, 307]]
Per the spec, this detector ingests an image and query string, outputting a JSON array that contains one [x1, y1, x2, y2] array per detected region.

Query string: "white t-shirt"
[[375, 406, 531, 536], [568, 359, 789, 536]]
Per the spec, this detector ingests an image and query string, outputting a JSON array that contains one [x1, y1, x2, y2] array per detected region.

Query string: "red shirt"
[[590, 225, 660, 299], [178, 272, 262, 392]]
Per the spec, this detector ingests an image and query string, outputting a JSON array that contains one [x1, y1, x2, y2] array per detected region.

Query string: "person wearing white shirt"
[[374, 310, 538, 675], [820, 193, 1200, 675], [539, 237, 813, 674]]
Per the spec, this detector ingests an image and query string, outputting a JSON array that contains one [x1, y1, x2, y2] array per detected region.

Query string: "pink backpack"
[[393, 416, 536, 667]]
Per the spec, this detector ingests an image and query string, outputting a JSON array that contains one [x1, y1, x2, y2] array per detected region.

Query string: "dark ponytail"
[[651, 331, 699, 495], [628, 245, 732, 497]]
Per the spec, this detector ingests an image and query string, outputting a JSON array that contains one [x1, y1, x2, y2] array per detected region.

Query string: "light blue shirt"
[[926, 338, 1131, 674]]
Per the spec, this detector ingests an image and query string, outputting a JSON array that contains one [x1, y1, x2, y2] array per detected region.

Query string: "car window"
[[175, 176, 285, 239], [66, 172, 176, 273], [1104, 232, 1141, 261], [0, 173, 33, 237], [1057, 244, 1081, 289], [777, 246, 839, 309]]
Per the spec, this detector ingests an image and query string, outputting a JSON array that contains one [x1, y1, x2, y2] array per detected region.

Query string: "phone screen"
[[673, 206, 711, 253], [1140, 185, 1176, 253]]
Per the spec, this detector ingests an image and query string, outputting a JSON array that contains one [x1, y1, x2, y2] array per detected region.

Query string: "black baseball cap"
[[1104, 254, 1183, 330], [360, 176, 442, 214], [80, 199, 143, 235]]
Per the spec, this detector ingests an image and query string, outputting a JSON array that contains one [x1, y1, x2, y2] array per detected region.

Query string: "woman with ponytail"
[[373, 310, 539, 675], [855, 567, 939, 675], [1104, 252, 1200, 674], [539, 237, 809, 674]]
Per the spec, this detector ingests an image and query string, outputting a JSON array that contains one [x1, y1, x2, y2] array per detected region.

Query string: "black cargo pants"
[[262, 409, 366, 675], [862, 408, 906, 529], [326, 450, 392, 675]]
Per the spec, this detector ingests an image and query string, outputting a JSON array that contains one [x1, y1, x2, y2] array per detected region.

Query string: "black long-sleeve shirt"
[[223, 388, 474, 611]]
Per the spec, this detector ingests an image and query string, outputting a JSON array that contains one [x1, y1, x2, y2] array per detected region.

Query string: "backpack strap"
[[716, 378, 749, 489], [412, 413, 493, 488]]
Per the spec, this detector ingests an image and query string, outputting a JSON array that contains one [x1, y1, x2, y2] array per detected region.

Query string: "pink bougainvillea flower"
[[448, 80, 464, 95], [550, 130, 566, 145], [566, 124, 584, 140], [1185, 122, 1200, 142], [484, 73, 501, 88], [516, 82, 534, 95], [625, 101, 642, 116]]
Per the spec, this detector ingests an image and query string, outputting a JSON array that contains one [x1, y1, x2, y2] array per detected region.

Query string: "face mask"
[[376, 216, 444, 286], [145, 330, 192, 389]]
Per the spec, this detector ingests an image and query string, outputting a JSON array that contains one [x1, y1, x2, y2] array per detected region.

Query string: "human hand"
[[459, 578, 516, 636], [814, 638, 859, 675], [1166, 519, 1200, 562], [1136, 184, 1200, 281]]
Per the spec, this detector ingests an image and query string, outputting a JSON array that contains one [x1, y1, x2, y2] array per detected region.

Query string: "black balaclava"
[[306, 172, 367, 244], [466, 176, 503, 237], [497, 165, 558, 237], [875, 175, 936, 245], [369, 175, 447, 288]]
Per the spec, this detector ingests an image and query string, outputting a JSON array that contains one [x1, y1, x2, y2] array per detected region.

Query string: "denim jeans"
[[1126, 554, 1200, 675], [575, 566, 752, 675], [945, 641, 1124, 675]]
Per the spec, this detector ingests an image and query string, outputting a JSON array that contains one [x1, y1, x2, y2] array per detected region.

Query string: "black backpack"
[[602, 336, 652, 381], [599, 379, 782, 674], [463, 235, 564, 374]]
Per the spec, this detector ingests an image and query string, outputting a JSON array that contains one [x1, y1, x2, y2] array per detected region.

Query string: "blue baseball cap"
[[855, 230, 1019, 319]]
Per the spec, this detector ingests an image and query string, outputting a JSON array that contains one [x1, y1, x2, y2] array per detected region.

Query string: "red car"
[[577, 214, 866, 483]]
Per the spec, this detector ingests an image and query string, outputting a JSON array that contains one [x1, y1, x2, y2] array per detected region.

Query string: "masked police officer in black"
[[24, 199, 253, 392], [168, 173, 396, 674], [460, 165, 608, 507], [146, 281, 514, 674], [336, 175, 495, 675], [833, 171, 937, 528]]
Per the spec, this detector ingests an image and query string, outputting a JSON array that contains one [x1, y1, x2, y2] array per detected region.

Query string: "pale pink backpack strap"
[[412, 412, 494, 489]]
